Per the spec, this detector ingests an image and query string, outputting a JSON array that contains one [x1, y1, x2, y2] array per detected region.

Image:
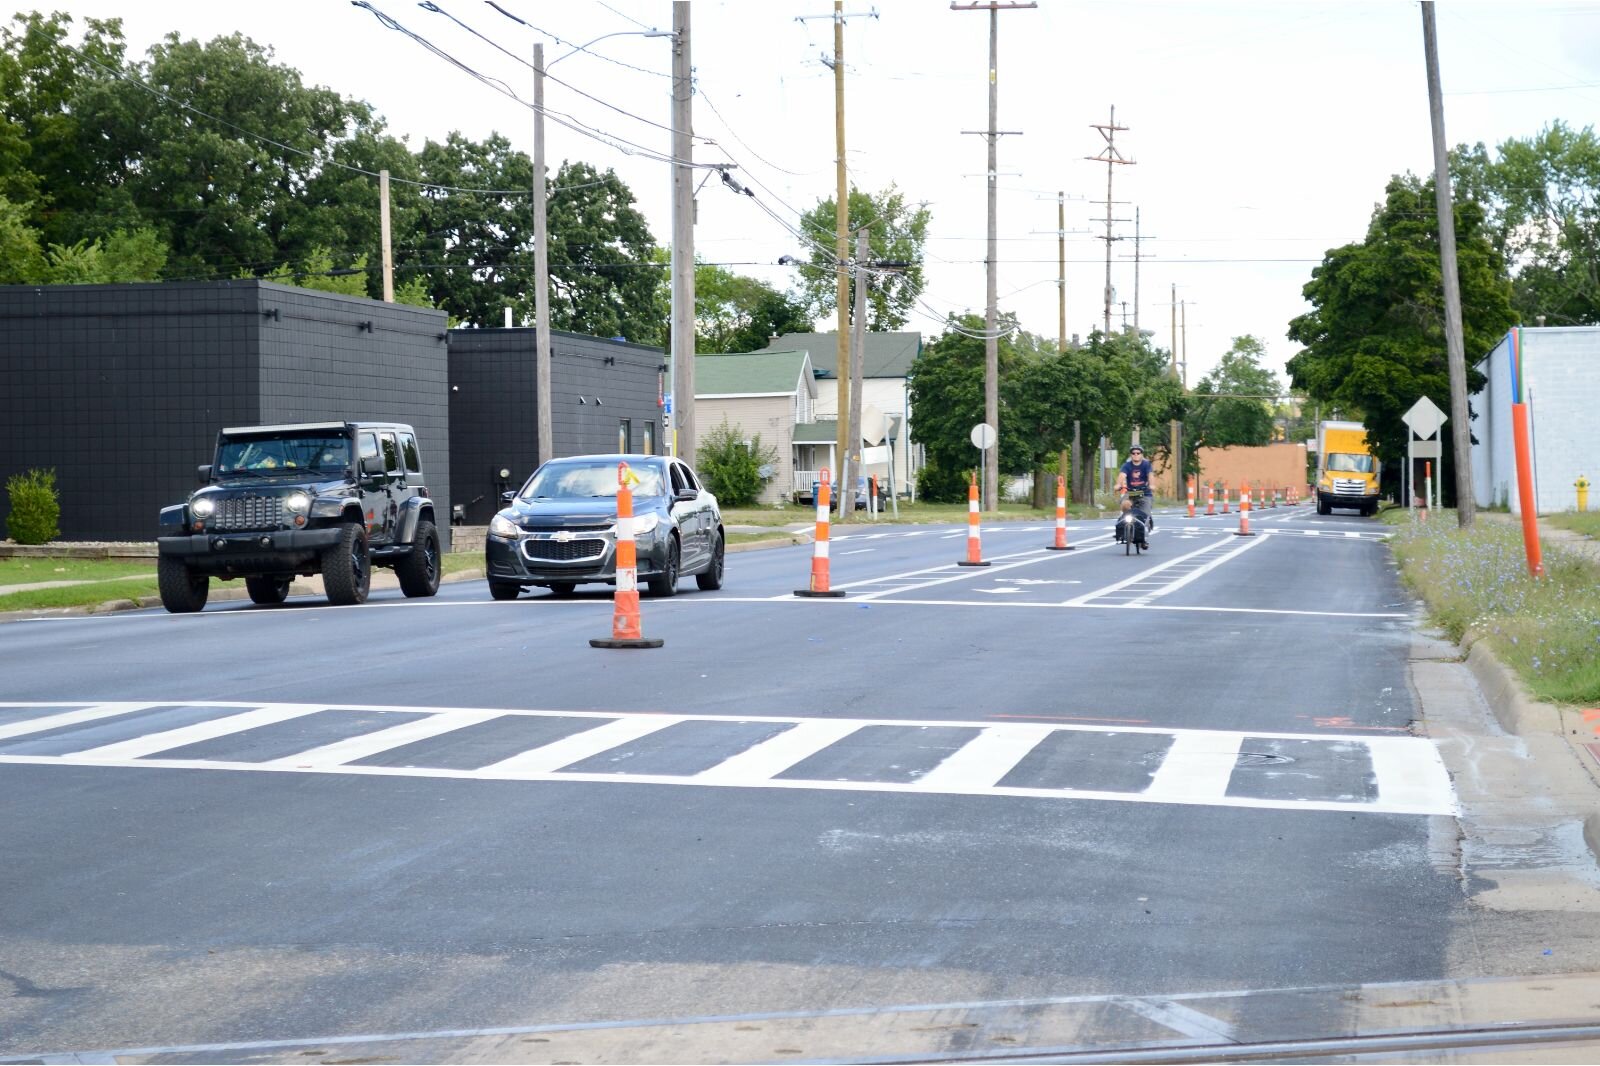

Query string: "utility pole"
[[532, 44, 553, 465], [1133, 207, 1141, 331], [849, 227, 868, 512], [1087, 106, 1133, 336], [955, 0, 1034, 511], [379, 169, 394, 303], [1037, 191, 1088, 503], [1421, 1, 1475, 527], [670, 1, 696, 467]]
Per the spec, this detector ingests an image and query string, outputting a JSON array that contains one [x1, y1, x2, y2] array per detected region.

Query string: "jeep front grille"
[[522, 539, 606, 563], [210, 495, 289, 531]]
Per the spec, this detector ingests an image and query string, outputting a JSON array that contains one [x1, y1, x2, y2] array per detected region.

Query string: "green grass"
[[441, 551, 484, 577], [1546, 511, 1600, 538], [0, 557, 155, 583], [1390, 519, 1600, 705], [0, 577, 162, 612], [729, 531, 802, 546]]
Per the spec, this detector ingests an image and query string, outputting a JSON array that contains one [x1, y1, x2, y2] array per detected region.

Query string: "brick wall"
[[1190, 442, 1311, 498]]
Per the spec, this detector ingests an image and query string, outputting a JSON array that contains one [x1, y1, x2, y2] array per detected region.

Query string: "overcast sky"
[[36, 1, 1600, 385]]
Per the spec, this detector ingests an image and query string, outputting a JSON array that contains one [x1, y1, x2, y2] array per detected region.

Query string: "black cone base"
[[590, 637, 665, 648], [957, 560, 992, 567], [794, 589, 846, 597]]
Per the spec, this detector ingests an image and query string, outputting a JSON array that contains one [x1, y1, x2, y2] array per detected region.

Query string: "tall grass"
[[1391, 518, 1600, 704]]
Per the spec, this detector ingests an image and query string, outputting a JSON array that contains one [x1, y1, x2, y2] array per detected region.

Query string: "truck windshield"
[[217, 434, 351, 474], [1328, 453, 1375, 473]]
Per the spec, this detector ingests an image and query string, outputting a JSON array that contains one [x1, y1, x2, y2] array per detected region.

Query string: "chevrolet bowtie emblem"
[[553, 530, 575, 542]]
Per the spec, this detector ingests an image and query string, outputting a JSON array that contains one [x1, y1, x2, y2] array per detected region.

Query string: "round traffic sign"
[[970, 422, 997, 450]]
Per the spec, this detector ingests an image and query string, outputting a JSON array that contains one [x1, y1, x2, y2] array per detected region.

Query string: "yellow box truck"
[[1315, 421, 1381, 516]]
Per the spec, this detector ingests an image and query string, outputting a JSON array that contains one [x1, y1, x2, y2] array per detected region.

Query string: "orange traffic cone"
[[1221, 481, 1231, 514], [957, 471, 990, 566], [591, 462, 664, 648], [1205, 481, 1216, 516], [794, 469, 846, 597], [1186, 476, 1196, 518], [1235, 483, 1255, 537]]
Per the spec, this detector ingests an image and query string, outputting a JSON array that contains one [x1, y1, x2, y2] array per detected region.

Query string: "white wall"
[[1473, 328, 1600, 514]]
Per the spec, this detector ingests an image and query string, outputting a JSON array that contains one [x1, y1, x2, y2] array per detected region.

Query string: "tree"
[[538, 161, 663, 343], [1287, 175, 1516, 499], [694, 263, 811, 353], [0, 193, 43, 283], [907, 313, 1032, 501], [1453, 121, 1600, 325], [1188, 336, 1282, 457], [696, 420, 777, 507], [796, 185, 929, 329]]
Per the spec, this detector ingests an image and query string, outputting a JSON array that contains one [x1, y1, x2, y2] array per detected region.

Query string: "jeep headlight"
[[489, 513, 520, 538], [190, 497, 216, 518], [285, 492, 312, 515]]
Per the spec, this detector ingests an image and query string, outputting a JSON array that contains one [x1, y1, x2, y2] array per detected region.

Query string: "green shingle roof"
[[757, 332, 921, 379], [673, 350, 813, 396], [792, 419, 838, 444]]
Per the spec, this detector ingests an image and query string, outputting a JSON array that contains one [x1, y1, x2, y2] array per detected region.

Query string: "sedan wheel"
[[647, 537, 680, 597], [695, 532, 725, 591]]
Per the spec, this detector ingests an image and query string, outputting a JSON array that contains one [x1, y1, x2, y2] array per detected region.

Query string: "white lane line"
[[0, 751, 1454, 815], [1366, 735, 1457, 815], [693, 718, 863, 784], [1129, 529, 1270, 605], [0, 701, 153, 740], [477, 715, 682, 774], [912, 724, 1054, 790], [70, 704, 319, 760], [1143, 731, 1244, 802], [841, 548, 875, 555], [1063, 538, 1236, 606], [852, 537, 1120, 601], [267, 710, 505, 768], [1117, 997, 1239, 1042]]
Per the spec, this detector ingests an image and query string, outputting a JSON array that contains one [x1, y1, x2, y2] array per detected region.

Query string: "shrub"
[[5, 468, 61, 544], [697, 420, 776, 507], [915, 456, 969, 503]]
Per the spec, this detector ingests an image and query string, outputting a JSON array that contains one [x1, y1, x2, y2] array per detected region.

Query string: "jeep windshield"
[[521, 461, 666, 500], [216, 434, 352, 476]]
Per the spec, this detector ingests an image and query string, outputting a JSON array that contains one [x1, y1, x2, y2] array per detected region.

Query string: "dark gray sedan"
[[484, 454, 725, 600]]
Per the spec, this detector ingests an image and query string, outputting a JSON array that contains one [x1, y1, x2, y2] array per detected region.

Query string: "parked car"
[[485, 454, 724, 600]]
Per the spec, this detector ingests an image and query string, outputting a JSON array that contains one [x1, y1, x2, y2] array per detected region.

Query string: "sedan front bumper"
[[486, 528, 669, 586]]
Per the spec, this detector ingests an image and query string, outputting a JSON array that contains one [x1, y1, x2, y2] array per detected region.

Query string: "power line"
[[483, 1, 672, 80]]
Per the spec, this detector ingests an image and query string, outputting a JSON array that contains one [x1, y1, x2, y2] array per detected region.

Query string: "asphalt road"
[[0, 504, 1475, 1061]]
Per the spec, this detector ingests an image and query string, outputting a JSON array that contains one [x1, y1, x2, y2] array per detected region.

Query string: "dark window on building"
[[618, 419, 631, 453], [643, 422, 656, 455]]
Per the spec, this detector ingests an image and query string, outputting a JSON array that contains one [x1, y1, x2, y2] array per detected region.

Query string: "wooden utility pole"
[[379, 169, 394, 303], [1421, 1, 1475, 527], [670, 2, 696, 467], [954, 0, 1034, 511], [832, 0, 852, 513], [1087, 106, 1132, 336], [849, 227, 868, 510], [532, 44, 553, 465]]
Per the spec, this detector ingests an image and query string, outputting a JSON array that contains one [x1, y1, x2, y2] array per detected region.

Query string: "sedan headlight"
[[190, 497, 216, 518], [489, 513, 520, 538], [627, 513, 661, 537], [285, 492, 312, 515]]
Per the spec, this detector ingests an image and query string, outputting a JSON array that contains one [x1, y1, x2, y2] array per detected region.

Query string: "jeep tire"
[[158, 556, 209, 614], [246, 575, 291, 605], [322, 523, 371, 606], [396, 519, 441, 598]]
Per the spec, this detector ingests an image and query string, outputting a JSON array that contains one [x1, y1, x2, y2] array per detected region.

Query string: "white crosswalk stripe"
[[0, 701, 1456, 817]]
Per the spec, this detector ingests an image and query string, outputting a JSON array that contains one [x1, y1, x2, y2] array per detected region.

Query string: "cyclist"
[[1113, 444, 1155, 543]]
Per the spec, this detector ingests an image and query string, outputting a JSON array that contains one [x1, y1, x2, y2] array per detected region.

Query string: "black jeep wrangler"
[[156, 421, 442, 613]]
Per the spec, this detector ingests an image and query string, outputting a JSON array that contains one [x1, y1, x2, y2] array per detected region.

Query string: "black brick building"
[[0, 281, 451, 544], [446, 329, 665, 525]]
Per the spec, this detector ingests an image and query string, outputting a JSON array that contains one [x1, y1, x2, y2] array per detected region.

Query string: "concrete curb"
[[1461, 636, 1569, 737], [728, 533, 810, 552]]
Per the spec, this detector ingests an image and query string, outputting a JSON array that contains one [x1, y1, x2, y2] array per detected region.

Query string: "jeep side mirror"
[[360, 455, 384, 476], [197, 464, 212, 484]]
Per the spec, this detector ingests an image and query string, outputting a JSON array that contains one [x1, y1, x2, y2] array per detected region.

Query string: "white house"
[[1471, 326, 1600, 514]]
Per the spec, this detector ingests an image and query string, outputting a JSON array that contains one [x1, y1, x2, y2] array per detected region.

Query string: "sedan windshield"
[[522, 462, 665, 500], [217, 434, 351, 475]]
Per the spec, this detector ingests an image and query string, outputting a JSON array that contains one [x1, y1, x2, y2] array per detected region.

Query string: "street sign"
[[1412, 440, 1442, 459], [1403, 396, 1447, 439], [970, 422, 996, 450]]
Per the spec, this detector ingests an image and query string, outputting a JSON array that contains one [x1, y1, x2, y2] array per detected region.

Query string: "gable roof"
[[679, 349, 815, 398], [792, 419, 838, 444], [757, 332, 921, 379]]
